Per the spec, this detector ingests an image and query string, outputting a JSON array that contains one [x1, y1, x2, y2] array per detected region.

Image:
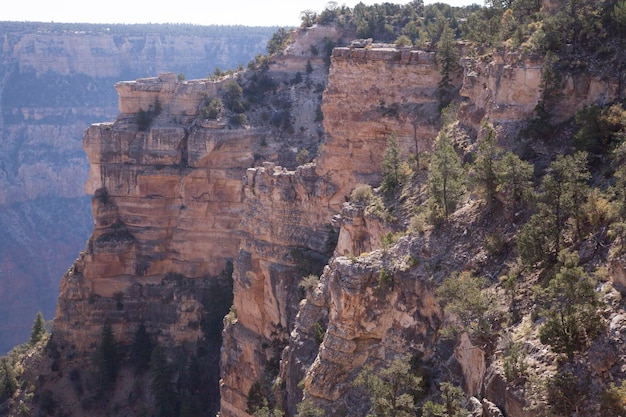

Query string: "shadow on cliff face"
[[32, 263, 234, 417]]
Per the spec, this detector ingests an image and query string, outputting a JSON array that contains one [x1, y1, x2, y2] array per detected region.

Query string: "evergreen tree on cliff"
[[29, 311, 46, 345], [428, 130, 465, 221], [93, 320, 118, 394], [150, 345, 178, 417]]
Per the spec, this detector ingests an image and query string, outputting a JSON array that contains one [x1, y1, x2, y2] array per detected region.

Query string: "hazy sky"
[[2, 0, 478, 27]]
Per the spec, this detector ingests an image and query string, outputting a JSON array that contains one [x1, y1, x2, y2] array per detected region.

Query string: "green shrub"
[[377, 267, 394, 293], [313, 321, 325, 346], [537, 251, 604, 359], [296, 398, 324, 417], [225, 305, 237, 324], [354, 356, 422, 417], [408, 212, 429, 235], [229, 113, 248, 127], [436, 271, 502, 347], [395, 35, 413, 47], [503, 342, 528, 384], [202, 98, 223, 120], [299, 275, 320, 293], [601, 380, 626, 416], [296, 148, 310, 165], [546, 371, 587, 415], [351, 184, 374, 204]]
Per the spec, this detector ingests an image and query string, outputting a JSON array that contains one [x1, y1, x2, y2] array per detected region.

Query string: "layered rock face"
[[224, 43, 626, 417], [0, 22, 273, 353], [46, 23, 626, 417], [55, 74, 251, 349], [300, 246, 442, 415], [49, 25, 336, 416], [317, 47, 442, 201], [219, 45, 446, 417], [459, 50, 622, 133], [50, 74, 257, 416]]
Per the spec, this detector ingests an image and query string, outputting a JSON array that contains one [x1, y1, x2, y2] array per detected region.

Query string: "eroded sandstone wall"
[[317, 47, 442, 204], [459, 50, 622, 134], [49, 24, 337, 416], [0, 22, 273, 354], [54, 74, 252, 350], [219, 46, 445, 416]]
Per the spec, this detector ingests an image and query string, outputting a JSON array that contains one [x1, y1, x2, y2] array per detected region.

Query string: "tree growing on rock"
[[436, 271, 503, 348], [382, 133, 404, 192], [93, 320, 118, 394], [421, 382, 467, 417], [354, 355, 423, 417], [472, 121, 500, 210], [518, 152, 590, 266], [436, 25, 460, 106], [428, 130, 465, 222], [537, 250, 604, 359], [0, 358, 18, 402], [495, 151, 534, 217], [29, 311, 46, 345]]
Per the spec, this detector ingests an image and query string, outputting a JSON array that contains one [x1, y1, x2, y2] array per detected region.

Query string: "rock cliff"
[[11, 17, 626, 417], [0, 22, 274, 354], [45, 25, 336, 416], [220, 45, 445, 417]]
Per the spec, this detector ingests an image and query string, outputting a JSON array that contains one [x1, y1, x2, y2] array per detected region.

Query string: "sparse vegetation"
[[5, 2, 626, 417], [421, 382, 467, 417], [428, 129, 465, 222], [536, 251, 604, 359], [351, 184, 374, 204], [29, 312, 46, 345], [437, 271, 503, 348], [354, 355, 423, 417]]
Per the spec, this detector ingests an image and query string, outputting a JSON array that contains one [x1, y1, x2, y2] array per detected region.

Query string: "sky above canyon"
[[3, 0, 478, 26]]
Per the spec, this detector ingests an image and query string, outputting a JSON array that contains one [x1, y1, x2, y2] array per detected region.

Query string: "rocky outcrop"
[[219, 43, 445, 417], [55, 74, 253, 351], [39, 20, 626, 417], [48, 24, 336, 416], [333, 203, 389, 257], [220, 163, 338, 417], [317, 47, 442, 201], [0, 22, 274, 354], [459, 50, 623, 135], [297, 249, 441, 415]]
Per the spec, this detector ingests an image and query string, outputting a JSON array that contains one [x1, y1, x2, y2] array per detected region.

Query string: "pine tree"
[[354, 355, 422, 417], [422, 382, 466, 417], [150, 345, 178, 417], [428, 130, 465, 221], [436, 24, 460, 106], [518, 152, 590, 266], [94, 320, 118, 394], [130, 323, 153, 374], [473, 122, 501, 210], [29, 311, 46, 345], [382, 133, 403, 191], [537, 251, 604, 359], [436, 271, 501, 346], [495, 151, 534, 217], [0, 358, 18, 402]]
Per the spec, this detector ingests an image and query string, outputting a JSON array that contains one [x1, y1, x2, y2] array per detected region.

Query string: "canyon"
[[3, 8, 626, 417], [0, 22, 274, 353]]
